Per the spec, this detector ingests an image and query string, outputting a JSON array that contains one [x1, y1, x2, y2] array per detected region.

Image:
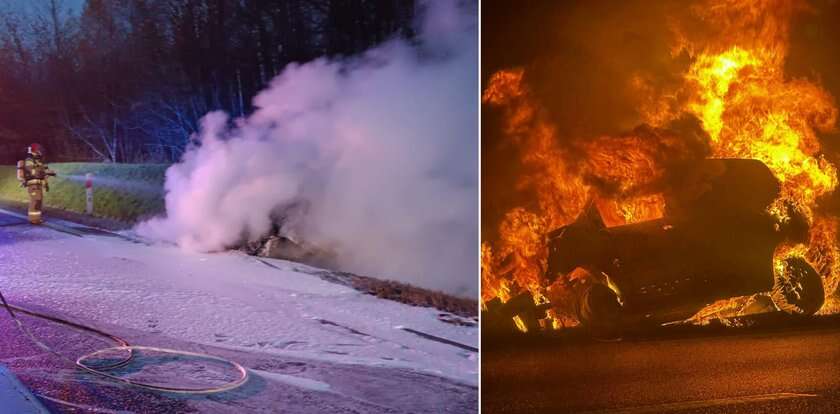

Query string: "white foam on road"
[[253, 369, 332, 393], [0, 217, 478, 386]]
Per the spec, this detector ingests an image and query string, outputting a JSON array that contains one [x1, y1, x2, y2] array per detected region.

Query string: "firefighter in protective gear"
[[16, 143, 56, 224]]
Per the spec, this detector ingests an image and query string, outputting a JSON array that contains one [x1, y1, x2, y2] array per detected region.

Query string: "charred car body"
[[545, 158, 824, 330]]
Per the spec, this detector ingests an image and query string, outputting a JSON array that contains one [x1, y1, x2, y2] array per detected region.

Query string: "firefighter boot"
[[27, 184, 43, 224]]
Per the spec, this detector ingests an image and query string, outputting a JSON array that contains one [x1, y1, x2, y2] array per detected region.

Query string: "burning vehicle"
[[545, 158, 823, 330], [481, 0, 840, 335]]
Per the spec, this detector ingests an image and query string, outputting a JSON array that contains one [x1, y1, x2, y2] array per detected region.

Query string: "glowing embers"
[[594, 194, 665, 228]]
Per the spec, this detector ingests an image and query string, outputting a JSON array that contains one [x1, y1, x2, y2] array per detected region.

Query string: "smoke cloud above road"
[[137, 1, 478, 297]]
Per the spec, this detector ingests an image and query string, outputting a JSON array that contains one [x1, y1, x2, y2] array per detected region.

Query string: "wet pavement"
[[482, 323, 840, 413]]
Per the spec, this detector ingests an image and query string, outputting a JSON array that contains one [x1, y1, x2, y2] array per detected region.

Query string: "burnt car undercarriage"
[[486, 158, 825, 334]]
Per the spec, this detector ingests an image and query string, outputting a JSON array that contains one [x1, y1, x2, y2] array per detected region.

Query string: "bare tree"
[[63, 105, 119, 162], [2, 0, 420, 163]]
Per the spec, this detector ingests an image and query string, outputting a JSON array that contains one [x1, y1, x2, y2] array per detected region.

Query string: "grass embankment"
[[0, 162, 167, 223]]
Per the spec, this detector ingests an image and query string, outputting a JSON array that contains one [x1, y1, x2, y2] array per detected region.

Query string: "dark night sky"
[[481, 0, 840, 240]]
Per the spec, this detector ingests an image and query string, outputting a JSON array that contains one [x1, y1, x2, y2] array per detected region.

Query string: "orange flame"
[[483, 0, 840, 329], [481, 70, 670, 325]]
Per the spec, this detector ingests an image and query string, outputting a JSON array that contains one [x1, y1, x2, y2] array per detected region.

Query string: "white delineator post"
[[85, 173, 93, 215]]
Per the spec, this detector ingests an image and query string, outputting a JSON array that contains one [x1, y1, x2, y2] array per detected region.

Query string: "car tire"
[[577, 282, 623, 332], [770, 256, 824, 315]]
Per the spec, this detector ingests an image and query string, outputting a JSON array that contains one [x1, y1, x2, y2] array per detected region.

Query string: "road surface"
[[482, 323, 840, 413], [0, 210, 477, 413]]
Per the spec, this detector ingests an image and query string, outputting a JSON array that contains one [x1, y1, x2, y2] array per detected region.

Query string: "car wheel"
[[770, 256, 824, 315], [577, 282, 623, 332]]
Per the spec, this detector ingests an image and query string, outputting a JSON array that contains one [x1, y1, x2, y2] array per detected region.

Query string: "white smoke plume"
[[137, 1, 478, 298]]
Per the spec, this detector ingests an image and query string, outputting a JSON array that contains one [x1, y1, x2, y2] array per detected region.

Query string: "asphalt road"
[[0, 308, 476, 413], [482, 324, 840, 413], [0, 211, 477, 413]]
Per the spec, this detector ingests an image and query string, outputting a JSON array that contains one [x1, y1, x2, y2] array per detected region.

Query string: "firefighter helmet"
[[28, 143, 43, 157]]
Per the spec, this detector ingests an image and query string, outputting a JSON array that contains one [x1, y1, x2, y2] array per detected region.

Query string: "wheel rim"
[[771, 255, 824, 315]]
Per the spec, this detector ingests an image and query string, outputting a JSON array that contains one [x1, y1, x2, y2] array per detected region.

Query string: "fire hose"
[[0, 288, 248, 397]]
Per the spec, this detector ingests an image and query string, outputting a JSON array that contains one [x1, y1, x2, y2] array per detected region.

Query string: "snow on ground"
[[0, 218, 478, 387]]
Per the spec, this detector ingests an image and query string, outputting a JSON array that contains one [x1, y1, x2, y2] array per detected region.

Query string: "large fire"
[[482, 0, 840, 329]]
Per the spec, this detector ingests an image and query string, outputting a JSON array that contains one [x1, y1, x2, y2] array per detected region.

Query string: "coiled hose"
[[0, 289, 248, 395]]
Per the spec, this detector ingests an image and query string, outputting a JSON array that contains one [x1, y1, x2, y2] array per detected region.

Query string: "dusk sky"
[[1, 0, 85, 15]]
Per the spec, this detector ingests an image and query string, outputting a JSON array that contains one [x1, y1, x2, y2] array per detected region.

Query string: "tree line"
[[0, 0, 417, 163]]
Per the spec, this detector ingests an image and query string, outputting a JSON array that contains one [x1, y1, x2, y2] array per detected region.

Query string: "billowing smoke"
[[137, 1, 478, 298]]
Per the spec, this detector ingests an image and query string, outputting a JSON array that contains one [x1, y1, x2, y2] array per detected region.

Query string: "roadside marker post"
[[85, 173, 93, 215]]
